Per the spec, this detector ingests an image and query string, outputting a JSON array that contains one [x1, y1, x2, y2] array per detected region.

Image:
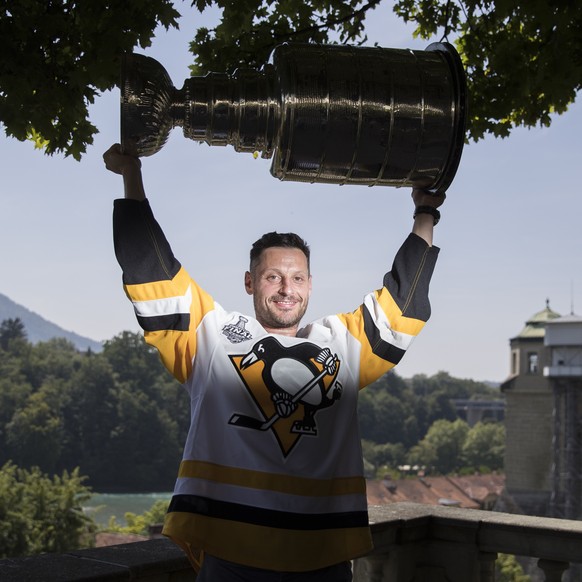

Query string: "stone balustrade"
[[1, 502, 581, 581], [354, 503, 582, 581]]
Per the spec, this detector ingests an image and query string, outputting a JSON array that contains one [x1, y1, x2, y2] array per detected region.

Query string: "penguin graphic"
[[229, 337, 342, 436]]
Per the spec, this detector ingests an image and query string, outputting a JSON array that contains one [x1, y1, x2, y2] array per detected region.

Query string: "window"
[[511, 350, 518, 375], [527, 352, 539, 374]]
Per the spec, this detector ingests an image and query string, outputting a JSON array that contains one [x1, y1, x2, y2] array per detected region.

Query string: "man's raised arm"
[[103, 143, 146, 201]]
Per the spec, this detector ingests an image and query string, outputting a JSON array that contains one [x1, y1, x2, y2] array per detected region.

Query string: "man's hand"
[[103, 143, 141, 176], [412, 188, 446, 209], [103, 143, 146, 201]]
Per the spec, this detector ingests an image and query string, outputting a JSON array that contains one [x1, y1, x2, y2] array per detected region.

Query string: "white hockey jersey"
[[113, 198, 439, 572]]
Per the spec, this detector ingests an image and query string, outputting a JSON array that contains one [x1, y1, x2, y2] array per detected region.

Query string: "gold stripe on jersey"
[[124, 266, 192, 302], [374, 286, 426, 336], [144, 330, 195, 384], [163, 512, 372, 572], [178, 460, 365, 497]]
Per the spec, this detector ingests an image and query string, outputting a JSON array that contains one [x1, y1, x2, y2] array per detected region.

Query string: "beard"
[[253, 294, 309, 331]]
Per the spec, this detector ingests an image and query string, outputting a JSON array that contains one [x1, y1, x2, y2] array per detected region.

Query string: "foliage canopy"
[[0, 317, 503, 491], [0, 0, 180, 159], [0, 324, 189, 492], [1, 0, 580, 158], [0, 462, 94, 558]]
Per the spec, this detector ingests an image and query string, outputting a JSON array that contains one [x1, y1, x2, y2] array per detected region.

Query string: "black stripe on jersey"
[[137, 313, 190, 332], [114, 199, 182, 285], [168, 494, 369, 530], [363, 305, 406, 365], [382, 233, 438, 322]]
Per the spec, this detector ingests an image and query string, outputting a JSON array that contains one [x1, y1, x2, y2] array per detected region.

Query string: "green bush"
[[106, 499, 170, 536], [0, 462, 95, 558], [496, 553, 531, 582]]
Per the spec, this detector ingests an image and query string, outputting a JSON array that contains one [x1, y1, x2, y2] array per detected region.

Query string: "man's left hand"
[[412, 188, 446, 209]]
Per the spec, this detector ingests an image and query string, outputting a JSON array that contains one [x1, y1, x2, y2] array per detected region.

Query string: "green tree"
[[410, 371, 494, 400], [106, 385, 181, 491], [359, 371, 417, 445], [21, 337, 82, 391], [394, 0, 582, 140], [0, 317, 28, 354], [5, 382, 65, 473], [1, 0, 580, 157], [108, 331, 193, 449], [0, 462, 95, 558], [461, 421, 505, 472], [0, 0, 180, 159], [409, 418, 469, 474], [0, 328, 188, 492], [102, 331, 163, 391], [361, 439, 406, 476], [359, 389, 410, 444], [59, 356, 119, 482], [3, 338, 89, 472], [0, 352, 33, 465], [100, 332, 185, 491]]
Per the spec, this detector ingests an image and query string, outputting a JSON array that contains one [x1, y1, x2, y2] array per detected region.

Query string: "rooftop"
[[367, 473, 504, 510], [514, 300, 561, 339]]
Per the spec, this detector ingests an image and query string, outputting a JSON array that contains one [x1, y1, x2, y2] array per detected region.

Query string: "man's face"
[[245, 246, 312, 336]]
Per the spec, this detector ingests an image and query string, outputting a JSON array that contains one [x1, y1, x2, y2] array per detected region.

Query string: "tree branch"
[[273, 0, 382, 40]]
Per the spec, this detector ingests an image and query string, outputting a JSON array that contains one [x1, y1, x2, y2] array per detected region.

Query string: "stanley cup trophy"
[[121, 42, 467, 193]]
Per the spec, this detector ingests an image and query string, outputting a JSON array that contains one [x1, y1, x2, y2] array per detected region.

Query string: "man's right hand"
[[103, 143, 146, 201], [103, 143, 141, 176]]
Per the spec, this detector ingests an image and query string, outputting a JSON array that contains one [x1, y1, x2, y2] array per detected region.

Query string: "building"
[[500, 301, 560, 516], [501, 300, 582, 525]]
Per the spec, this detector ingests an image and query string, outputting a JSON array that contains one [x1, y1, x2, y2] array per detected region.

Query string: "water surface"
[[84, 492, 172, 527]]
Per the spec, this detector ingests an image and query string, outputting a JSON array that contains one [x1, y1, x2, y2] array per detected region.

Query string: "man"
[[103, 143, 444, 581]]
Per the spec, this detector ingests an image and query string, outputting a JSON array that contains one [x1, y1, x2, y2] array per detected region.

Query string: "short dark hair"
[[249, 232, 310, 272]]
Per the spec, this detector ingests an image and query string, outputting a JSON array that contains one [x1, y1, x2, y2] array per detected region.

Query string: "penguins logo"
[[228, 338, 343, 456]]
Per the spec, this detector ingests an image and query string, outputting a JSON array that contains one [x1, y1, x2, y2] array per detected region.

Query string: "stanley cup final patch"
[[222, 316, 253, 344], [228, 337, 343, 456]]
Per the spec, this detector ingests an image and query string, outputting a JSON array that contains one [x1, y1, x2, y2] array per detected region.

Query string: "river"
[[83, 492, 173, 527]]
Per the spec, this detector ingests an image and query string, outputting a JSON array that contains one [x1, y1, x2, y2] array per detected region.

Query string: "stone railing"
[[1, 502, 581, 581], [354, 503, 582, 582]]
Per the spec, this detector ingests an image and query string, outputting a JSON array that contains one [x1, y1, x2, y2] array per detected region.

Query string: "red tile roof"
[[367, 473, 505, 509]]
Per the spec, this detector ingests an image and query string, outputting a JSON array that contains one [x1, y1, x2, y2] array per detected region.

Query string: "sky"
[[1, 2, 581, 384]]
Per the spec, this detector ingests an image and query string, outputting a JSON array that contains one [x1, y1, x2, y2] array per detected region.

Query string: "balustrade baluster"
[[538, 559, 569, 582], [478, 552, 497, 582]]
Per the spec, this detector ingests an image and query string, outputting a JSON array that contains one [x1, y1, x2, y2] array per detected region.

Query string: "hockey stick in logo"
[[228, 354, 338, 431]]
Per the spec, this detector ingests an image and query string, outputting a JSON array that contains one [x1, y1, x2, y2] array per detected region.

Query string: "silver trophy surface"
[[121, 42, 467, 193]]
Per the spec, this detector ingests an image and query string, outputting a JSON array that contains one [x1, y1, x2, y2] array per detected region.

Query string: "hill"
[[0, 292, 103, 352]]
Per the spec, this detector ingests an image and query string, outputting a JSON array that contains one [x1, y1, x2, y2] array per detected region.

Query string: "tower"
[[501, 301, 560, 515]]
